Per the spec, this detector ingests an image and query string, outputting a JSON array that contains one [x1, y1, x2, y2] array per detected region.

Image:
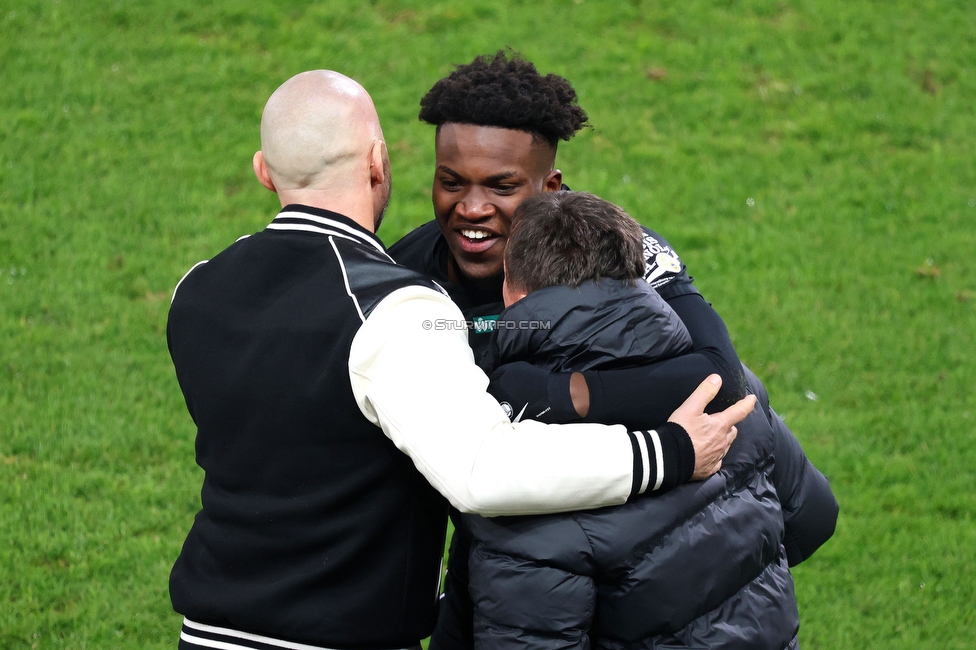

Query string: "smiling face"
[[432, 123, 562, 283]]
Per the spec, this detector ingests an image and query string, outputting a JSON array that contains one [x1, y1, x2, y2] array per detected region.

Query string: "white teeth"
[[461, 229, 490, 240]]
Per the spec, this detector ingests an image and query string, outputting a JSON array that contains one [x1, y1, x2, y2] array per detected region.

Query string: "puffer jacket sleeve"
[[769, 406, 839, 565], [463, 514, 596, 650], [742, 366, 839, 565]]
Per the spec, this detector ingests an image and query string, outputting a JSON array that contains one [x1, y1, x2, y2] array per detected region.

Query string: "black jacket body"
[[446, 280, 836, 650], [167, 206, 449, 648]]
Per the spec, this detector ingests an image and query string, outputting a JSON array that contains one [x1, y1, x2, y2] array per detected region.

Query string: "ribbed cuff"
[[657, 422, 695, 487], [627, 422, 695, 499], [547, 371, 579, 422]]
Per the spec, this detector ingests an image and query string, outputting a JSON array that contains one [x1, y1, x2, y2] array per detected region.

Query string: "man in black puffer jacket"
[[451, 192, 837, 650]]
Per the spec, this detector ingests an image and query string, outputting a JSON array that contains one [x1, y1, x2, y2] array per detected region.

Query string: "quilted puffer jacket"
[[453, 280, 837, 650]]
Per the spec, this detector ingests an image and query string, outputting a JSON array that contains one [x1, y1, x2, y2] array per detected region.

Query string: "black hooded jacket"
[[448, 279, 837, 650]]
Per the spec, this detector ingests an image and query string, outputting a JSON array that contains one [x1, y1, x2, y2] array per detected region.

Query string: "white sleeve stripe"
[[329, 236, 365, 323], [636, 432, 651, 495], [171, 260, 208, 304], [650, 429, 664, 491]]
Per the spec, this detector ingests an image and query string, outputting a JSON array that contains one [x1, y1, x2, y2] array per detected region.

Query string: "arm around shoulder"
[[347, 285, 638, 516]]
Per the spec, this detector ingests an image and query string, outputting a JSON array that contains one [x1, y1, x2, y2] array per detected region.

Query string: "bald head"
[[259, 70, 384, 191], [253, 70, 392, 231]]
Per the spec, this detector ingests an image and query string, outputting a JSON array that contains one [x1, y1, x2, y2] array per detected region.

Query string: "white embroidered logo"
[[642, 233, 683, 288], [500, 402, 514, 419]]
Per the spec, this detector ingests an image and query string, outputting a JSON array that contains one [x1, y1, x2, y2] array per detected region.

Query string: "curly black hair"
[[419, 50, 589, 147]]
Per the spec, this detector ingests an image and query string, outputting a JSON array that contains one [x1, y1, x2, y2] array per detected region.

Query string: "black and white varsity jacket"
[[167, 205, 691, 650], [167, 205, 451, 648]]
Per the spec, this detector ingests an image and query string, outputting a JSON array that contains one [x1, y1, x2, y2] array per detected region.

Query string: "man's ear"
[[368, 140, 388, 188], [252, 151, 277, 193], [543, 169, 563, 192], [501, 261, 528, 307]]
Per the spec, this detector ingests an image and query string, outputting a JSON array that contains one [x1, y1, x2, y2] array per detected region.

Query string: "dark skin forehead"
[[434, 124, 556, 179]]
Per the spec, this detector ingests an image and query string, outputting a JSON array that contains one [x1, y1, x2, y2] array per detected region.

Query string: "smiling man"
[[390, 50, 742, 415], [389, 52, 837, 649], [390, 54, 586, 358], [432, 124, 562, 282]]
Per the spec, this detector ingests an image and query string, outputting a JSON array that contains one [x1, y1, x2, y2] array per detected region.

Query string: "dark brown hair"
[[505, 191, 645, 293]]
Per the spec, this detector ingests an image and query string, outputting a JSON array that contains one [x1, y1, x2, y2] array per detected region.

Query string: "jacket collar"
[[265, 204, 387, 255], [483, 279, 691, 374]]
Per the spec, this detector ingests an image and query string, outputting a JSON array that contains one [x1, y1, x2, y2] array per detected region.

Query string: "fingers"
[[669, 376, 756, 482], [685, 400, 748, 480], [673, 374, 723, 420], [721, 426, 737, 459], [720, 426, 736, 457], [718, 394, 757, 429]]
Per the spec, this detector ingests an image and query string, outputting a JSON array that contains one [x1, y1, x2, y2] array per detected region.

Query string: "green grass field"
[[2, 0, 974, 647]]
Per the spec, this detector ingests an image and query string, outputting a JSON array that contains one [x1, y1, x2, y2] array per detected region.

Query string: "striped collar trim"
[[268, 208, 386, 255], [180, 618, 418, 650]]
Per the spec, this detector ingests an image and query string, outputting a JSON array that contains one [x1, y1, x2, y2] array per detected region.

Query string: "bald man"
[[166, 71, 753, 650]]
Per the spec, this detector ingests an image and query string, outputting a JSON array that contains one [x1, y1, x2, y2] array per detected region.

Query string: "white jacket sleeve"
[[348, 285, 636, 516]]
